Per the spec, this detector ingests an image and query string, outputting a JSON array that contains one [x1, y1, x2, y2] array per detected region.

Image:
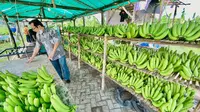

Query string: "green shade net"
[[0, 0, 138, 22]]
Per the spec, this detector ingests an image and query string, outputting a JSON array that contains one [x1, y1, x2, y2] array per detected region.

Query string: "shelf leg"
[[68, 32, 72, 61], [101, 36, 108, 91]]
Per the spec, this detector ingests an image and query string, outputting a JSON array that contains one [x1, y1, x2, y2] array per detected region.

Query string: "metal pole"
[[45, 21, 48, 28], [172, 4, 178, 25], [101, 11, 104, 25], [82, 17, 85, 27], [2, 15, 20, 58], [2, 15, 17, 49], [16, 21, 25, 47], [101, 35, 107, 91], [78, 34, 81, 69]]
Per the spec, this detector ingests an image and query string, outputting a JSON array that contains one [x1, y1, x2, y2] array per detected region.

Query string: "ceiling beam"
[[6, 15, 69, 20], [1, 0, 92, 11]]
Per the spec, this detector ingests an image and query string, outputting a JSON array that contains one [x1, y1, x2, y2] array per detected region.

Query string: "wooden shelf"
[[79, 34, 104, 39], [78, 33, 200, 48], [105, 75, 159, 112], [107, 59, 200, 100]]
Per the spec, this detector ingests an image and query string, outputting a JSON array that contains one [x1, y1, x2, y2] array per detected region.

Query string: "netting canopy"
[[0, 0, 139, 22]]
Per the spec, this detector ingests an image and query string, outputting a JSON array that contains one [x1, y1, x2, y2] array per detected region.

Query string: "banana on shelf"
[[107, 43, 200, 82], [66, 18, 200, 42], [106, 63, 195, 112]]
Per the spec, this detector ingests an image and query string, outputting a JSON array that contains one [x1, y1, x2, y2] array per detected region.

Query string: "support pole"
[[61, 21, 64, 36], [73, 19, 76, 27], [82, 17, 85, 27], [78, 34, 81, 69], [68, 32, 72, 60], [101, 11, 104, 25], [101, 35, 108, 91], [16, 21, 25, 47], [45, 21, 48, 28], [2, 15, 20, 58], [172, 4, 178, 25]]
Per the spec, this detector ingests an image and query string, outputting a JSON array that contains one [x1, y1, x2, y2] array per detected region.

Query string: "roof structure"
[[0, 0, 139, 22]]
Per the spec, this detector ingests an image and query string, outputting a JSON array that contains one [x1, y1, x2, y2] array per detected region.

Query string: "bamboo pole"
[[101, 35, 108, 91]]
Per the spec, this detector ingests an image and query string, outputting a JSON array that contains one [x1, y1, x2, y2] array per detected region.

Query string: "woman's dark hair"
[[29, 19, 44, 27]]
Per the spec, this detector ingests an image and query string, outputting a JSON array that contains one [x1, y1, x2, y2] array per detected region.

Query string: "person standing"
[[27, 19, 71, 83]]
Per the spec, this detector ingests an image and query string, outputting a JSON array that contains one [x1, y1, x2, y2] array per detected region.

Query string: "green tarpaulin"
[[0, 0, 138, 22]]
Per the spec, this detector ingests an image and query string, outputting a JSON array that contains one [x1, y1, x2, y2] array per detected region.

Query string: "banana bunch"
[[108, 44, 132, 63], [88, 40, 103, 54], [160, 83, 195, 112], [114, 25, 127, 38], [106, 26, 114, 36], [92, 27, 106, 36], [36, 66, 54, 84], [64, 44, 69, 51], [71, 46, 78, 55], [69, 35, 78, 44], [0, 66, 76, 112], [129, 72, 147, 93], [169, 20, 200, 41], [106, 63, 121, 79], [95, 57, 103, 70], [51, 94, 76, 112], [128, 47, 150, 69], [135, 50, 149, 69], [80, 37, 91, 50], [139, 22, 169, 40], [126, 23, 138, 38]]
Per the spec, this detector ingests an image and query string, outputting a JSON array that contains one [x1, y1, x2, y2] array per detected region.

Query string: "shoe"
[[65, 80, 71, 83]]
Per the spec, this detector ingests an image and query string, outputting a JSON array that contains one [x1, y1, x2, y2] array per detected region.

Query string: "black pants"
[[26, 35, 31, 42]]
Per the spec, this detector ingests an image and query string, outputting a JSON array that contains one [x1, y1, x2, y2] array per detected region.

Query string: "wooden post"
[[16, 21, 25, 47], [101, 11, 104, 25], [68, 32, 72, 60], [101, 35, 108, 91], [78, 34, 81, 69], [82, 17, 85, 27]]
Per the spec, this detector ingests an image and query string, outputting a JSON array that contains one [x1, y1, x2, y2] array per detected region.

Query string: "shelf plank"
[[77, 33, 200, 48]]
